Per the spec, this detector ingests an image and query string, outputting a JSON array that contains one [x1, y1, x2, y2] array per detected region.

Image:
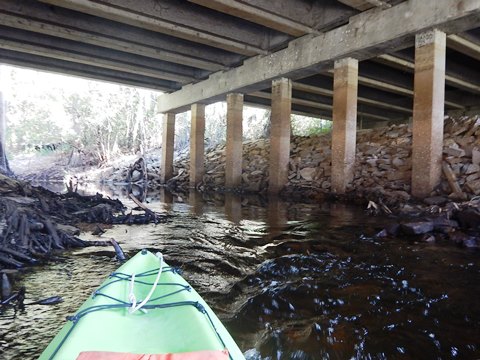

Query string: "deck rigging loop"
[[128, 252, 164, 314]]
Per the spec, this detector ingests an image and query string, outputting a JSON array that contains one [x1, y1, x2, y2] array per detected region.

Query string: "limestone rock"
[[443, 146, 465, 157], [466, 179, 480, 195], [465, 164, 480, 175], [472, 147, 480, 166], [299, 167, 317, 181], [113, 115, 480, 203], [401, 221, 434, 235]]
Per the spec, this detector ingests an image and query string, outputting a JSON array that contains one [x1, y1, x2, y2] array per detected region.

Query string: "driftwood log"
[[127, 157, 147, 184], [0, 174, 168, 269]]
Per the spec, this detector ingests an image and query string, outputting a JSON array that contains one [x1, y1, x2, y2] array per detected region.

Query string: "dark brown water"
[[1, 188, 479, 359]]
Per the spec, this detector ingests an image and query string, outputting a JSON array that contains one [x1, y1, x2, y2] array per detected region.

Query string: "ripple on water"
[[1, 197, 479, 360]]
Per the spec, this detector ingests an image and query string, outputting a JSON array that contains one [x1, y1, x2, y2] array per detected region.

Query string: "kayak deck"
[[39, 250, 245, 360]]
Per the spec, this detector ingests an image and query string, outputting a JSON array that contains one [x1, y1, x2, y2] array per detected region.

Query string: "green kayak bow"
[[39, 250, 245, 360]]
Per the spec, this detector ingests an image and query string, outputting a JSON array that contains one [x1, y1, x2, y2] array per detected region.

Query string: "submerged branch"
[[0, 174, 168, 269]]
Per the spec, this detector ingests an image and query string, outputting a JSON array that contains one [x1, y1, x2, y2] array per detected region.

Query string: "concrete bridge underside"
[[1, 0, 480, 197]]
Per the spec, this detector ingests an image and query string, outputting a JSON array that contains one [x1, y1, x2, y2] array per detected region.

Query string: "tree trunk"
[[0, 91, 12, 175]]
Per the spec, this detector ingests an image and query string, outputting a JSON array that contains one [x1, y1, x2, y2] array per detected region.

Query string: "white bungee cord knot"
[[128, 252, 164, 314]]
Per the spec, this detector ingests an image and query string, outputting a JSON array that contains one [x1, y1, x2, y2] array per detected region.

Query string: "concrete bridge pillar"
[[190, 103, 205, 188], [160, 112, 175, 184], [412, 29, 446, 198], [268, 78, 292, 194], [331, 58, 358, 194], [225, 93, 243, 189]]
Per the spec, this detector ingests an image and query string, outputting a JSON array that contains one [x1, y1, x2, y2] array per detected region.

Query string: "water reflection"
[[225, 193, 242, 224], [159, 188, 174, 211], [189, 190, 204, 216], [0, 186, 479, 360]]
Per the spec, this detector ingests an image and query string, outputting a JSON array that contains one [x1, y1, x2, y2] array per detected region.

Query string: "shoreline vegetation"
[[0, 115, 478, 276]]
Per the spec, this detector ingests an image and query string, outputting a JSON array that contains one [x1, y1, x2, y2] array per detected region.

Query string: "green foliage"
[[4, 67, 161, 162], [7, 98, 63, 151], [243, 108, 270, 141], [3, 66, 331, 166], [291, 114, 332, 136]]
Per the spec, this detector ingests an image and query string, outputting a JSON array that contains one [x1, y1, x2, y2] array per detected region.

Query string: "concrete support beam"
[[40, 0, 274, 56], [0, 49, 175, 92], [157, 0, 480, 113], [327, 67, 463, 109], [412, 30, 446, 198], [250, 90, 392, 121], [243, 100, 328, 120], [376, 53, 480, 94], [331, 58, 359, 194], [337, 0, 390, 11], [447, 34, 480, 62], [189, 0, 355, 35], [268, 78, 292, 194], [0, 38, 195, 84], [161, 113, 175, 184], [225, 93, 244, 189], [0, 1, 227, 71], [189, 104, 206, 188], [188, 0, 315, 36], [292, 81, 411, 114]]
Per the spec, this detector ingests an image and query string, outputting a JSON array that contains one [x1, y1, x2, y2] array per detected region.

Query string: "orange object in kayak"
[[76, 349, 229, 360]]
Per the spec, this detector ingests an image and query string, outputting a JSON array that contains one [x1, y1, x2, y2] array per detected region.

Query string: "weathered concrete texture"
[[225, 93, 243, 189], [411, 30, 446, 198], [190, 103, 205, 188], [161, 112, 175, 183], [157, 0, 480, 113], [331, 58, 358, 194], [268, 78, 292, 194]]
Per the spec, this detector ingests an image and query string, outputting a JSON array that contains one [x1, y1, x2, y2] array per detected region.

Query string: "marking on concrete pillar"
[[190, 103, 205, 188], [331, 57, 358, 194], [268, 78, 292, 194], [412, 29, 446, 198], [416, 29, 438, 48], [225, 93, 244, 189], [161, 112, 175, 183]]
